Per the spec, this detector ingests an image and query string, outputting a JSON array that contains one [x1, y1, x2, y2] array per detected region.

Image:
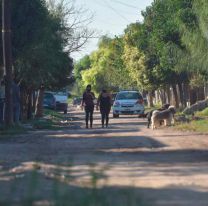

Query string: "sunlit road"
[[0, 109, 208, 205]]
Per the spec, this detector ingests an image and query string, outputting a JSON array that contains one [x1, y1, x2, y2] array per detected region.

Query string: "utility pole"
[[2, 0, 13, 126]]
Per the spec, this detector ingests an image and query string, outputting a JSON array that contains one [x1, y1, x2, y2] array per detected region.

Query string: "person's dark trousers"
[[85, 106, 94, 128], [0, 99, 5, 124], [101, 111, 110, 128]]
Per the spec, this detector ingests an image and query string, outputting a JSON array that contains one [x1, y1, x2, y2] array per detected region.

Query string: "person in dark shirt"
[[81, 85, 95, 128], [97, 89, 112, 128]]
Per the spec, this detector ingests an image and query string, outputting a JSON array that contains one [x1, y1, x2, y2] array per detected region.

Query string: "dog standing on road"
[[146, 104, 170, 128], [151, 106, 176, 130]]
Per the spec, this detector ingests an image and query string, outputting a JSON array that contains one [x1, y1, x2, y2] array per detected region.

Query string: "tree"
[[80, 35, 135, 94], [2, 0, 13, 126], [47, 0, 95, 53], [1, 0, 79, 119], [74, 55, 91, 80], [134, 0, 191, 107]]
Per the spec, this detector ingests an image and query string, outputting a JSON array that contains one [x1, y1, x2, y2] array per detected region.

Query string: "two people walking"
[[81, 85, 112, 129]]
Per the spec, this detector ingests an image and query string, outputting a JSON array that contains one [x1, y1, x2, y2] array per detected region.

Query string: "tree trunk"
[[147, 91, 154, 107], [35, 86, 44, 118], [178, 83, 185, 108], [165, 85, 171, 104], [20, 87, 26, 120], [197, 87, 205, 101], [27, 89, 33, 120], [159, 89, 166, 105], [155, 90, 160, 105], [32, 91, 36, 113], [2, 0, 13, 126], [172, 84, 179, 108], [204, 84, 208, 99], [190, 88, 197, 105], [183, 83, 190, 107]]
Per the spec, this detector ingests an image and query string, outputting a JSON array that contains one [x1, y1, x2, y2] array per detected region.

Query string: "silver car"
[[112, 91, 145, 118]]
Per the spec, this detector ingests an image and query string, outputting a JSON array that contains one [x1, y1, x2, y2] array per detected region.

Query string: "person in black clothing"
[[81, 85, 95, 128], [97, 89, 112, 128]]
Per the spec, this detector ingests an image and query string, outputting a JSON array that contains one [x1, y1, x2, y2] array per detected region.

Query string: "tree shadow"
[[0, 170, 208, 206]]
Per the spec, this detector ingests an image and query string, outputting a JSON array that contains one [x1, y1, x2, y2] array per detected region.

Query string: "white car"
[[112, 91, 145, 118]]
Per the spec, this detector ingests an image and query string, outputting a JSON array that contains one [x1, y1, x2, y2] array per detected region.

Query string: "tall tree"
[[2, 0, 13, 126]]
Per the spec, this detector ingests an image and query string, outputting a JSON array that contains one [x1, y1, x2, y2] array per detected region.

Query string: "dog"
[[146, 104, 170, 128], [151, 106, 176, 130]]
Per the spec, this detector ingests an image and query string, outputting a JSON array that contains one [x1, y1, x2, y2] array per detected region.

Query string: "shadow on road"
[[0, 170, 208, 206]]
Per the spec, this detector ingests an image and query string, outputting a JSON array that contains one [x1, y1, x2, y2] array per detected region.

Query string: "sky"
[[71, 0, 153, 61]]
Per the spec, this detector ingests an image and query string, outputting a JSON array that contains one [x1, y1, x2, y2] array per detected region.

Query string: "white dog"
[[151, 106, 176, 129]]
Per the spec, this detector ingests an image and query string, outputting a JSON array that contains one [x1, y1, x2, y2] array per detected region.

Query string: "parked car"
[[43, 92, 56, 110], [112, 90, 145, 118], [73, 97, 82, 106], [53, 92, 68, 114], [111, 93, 117, 105]]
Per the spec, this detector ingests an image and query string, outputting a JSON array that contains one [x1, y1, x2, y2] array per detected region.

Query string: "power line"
[[102, 0, 130, 23], [111, 0, 142, 10]]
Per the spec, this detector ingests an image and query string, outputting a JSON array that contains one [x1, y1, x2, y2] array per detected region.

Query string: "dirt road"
[[0, 109, 208, 205]]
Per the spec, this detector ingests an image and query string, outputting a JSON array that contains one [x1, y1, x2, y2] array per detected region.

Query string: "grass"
[[0, 109, 70, 137], [0, 124, 28, 136], [195, 107, 208, 117], [30, 109, 69, 130], [31, 118, 60, 130], [176, 107, 208, 133], [176, 119, 208, 133], [145, 105, 161, 113]]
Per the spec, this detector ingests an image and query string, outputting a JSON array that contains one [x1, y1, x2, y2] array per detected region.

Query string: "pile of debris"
[[183, 98, 208, 115]]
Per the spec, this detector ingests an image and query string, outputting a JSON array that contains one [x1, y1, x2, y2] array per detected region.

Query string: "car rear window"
[[44, 93, 53, 99], [116, 92, 142, 100]]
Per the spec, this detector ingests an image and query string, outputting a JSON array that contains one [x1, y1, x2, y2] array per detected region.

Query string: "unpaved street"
[[0, 110, 208, 205]]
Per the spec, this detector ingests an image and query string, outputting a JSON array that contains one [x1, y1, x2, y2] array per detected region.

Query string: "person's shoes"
[[102, 125, 104, 128], [90, 125, 92, 129], [86, 125, 89, 129]]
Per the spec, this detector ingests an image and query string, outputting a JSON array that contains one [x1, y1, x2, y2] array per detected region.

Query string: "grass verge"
[[0, 109, 70, 136], [0, 124, 28, 136], [175, 107, 208, 133], [30, 109, 70, 130], [176, 119, 208, 133], [195, 108, 208, 117]]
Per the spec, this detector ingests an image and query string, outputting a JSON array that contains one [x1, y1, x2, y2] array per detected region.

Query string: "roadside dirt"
[[0, 109, 208, 205]]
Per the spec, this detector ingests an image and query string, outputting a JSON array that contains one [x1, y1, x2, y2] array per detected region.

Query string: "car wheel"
[[113, 114, 119, 118]]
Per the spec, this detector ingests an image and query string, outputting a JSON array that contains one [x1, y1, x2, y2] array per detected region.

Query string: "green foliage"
[[195, 108, 208, 117], [138, 0, 189, 90], [178, 0, 208, 73], [74, 55, 91, 80], [77, 35, 137, 93], [122, 24, 147, 90], [0, 0, 73, 90]]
